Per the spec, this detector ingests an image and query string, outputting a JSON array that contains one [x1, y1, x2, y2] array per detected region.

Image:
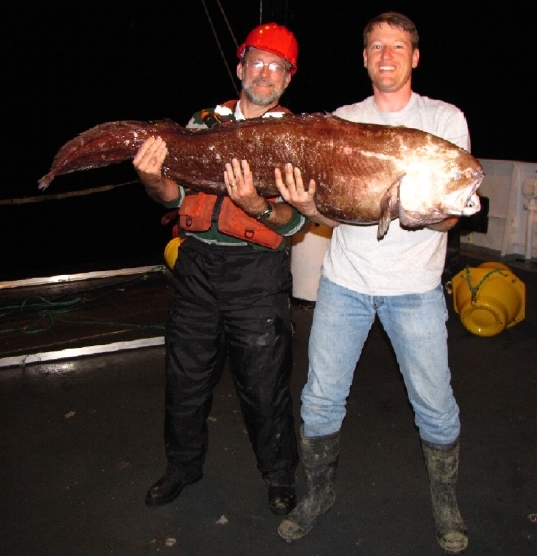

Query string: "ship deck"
[[1, 250, 536, 556]]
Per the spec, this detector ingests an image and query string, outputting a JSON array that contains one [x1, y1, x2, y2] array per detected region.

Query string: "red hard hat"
[[237, 23, 298, 75]]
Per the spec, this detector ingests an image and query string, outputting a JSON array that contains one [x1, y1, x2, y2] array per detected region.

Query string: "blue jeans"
[[302, 277, 460, 445]]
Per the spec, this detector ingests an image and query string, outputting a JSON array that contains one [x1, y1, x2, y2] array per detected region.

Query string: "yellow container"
[[164, 237, 184, 270], [451, 262, 525, 337]]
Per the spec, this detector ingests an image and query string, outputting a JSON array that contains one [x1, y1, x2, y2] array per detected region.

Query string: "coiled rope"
[[463, 265, 508, 305], [0, 272, 166, 335]]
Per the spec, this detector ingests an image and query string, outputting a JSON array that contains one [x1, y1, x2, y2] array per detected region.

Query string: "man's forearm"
[[304, 210, 340, 228], [427, 216, 459, 232], [255, 201, 294, 229], [142, 176, 180, 205]]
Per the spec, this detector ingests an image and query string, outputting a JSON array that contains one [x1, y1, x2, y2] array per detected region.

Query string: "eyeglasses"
[[243, 59, 287, 75]]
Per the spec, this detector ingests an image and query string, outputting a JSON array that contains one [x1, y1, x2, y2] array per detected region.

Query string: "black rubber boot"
[[278, 428, 340, 542], [422, 438, 468, 554], [145, 465, 202, 507], [268, 483, 297, 515]]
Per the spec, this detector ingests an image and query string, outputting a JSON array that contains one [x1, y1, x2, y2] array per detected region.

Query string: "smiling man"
[[133, 23, 306, 517], [364, 15, 419, 101], [276, 12, 470, 554]]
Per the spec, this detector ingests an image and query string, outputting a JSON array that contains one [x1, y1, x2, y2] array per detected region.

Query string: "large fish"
[[38, 113, 483, 238]]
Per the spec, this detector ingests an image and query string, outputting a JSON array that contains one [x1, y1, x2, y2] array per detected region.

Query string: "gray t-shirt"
[[323, 92, 471, 295]]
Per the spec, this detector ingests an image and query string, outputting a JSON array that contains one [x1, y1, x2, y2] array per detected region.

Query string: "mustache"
[[252, 77, 275, 87]]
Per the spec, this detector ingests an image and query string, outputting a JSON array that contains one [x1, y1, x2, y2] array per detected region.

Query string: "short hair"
[[363, 12, 419, 50]]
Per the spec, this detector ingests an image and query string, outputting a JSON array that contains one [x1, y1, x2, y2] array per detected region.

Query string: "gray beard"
[[242, 80, 285, 107]]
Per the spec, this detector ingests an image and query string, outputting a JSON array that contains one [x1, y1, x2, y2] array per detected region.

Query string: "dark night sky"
[[3, 1, 536, 279], [7, 0, 536, 200]]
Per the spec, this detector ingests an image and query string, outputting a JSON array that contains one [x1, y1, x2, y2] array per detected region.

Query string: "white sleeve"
[[435, 106, 471, 152]]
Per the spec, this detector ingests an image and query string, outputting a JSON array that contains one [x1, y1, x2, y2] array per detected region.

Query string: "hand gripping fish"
[[38, 113, 483, 239]]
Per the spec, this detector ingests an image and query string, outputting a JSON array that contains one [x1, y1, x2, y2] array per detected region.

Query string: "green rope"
[[0, 295, 87, 334], [0, 271, 167, 336], [464, 265, 508, 305]]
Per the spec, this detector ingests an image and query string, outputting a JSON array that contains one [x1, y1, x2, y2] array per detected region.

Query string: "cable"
[[0, 181, 138, 206], [215, 0, 238, 48], [199, 0, 239, 96]]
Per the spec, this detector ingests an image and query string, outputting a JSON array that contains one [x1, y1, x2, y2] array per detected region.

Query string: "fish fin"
[[377, 203, 392, 240], [377, 175, 403, 240]]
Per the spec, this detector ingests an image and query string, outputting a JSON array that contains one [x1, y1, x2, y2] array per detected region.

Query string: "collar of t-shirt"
[[234, 100, 286, 121]]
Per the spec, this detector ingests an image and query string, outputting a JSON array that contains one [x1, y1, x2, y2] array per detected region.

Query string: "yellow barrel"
[[451, 262, 525, 337], [163, 237, 184, 270]]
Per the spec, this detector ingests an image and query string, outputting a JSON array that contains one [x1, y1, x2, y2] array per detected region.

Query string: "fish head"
[[397, 141, 484, 227]]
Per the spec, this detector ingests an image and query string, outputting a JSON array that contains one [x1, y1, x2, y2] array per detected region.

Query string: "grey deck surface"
[[1, 253, 535, 555]]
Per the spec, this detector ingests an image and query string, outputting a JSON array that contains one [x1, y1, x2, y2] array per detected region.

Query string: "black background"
[[3, 0, 536, 279]]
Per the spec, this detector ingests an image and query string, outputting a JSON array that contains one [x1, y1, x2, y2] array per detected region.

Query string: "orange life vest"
[[178, 101, 292, 250], [179, 193, 283, 249]]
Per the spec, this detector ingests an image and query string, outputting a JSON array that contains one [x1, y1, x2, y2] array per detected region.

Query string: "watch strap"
[[256, 203, 273, 221]]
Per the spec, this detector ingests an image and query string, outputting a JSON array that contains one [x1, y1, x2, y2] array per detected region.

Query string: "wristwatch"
[[256, 203, 273, 221]]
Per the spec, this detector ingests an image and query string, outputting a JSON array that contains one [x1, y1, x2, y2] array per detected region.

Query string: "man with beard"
[[133, 23, 305, 516]]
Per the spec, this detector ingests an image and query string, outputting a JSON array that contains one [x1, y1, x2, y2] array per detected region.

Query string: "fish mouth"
[[397, 172, 484, 227], [457, 172, 484, 216], [438, 171, 484, 217], [459, 192, 481, 216]]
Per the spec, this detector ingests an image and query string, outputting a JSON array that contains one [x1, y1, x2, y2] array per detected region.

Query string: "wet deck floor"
[[1, 252, 536, 555]]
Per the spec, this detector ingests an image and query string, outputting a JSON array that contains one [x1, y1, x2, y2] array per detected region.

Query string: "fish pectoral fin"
[[377, 175, 403, 240]]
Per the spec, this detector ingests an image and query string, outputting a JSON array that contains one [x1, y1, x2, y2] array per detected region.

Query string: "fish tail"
[[37, 120, 150, 190], [38, 175, 53, 191]]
